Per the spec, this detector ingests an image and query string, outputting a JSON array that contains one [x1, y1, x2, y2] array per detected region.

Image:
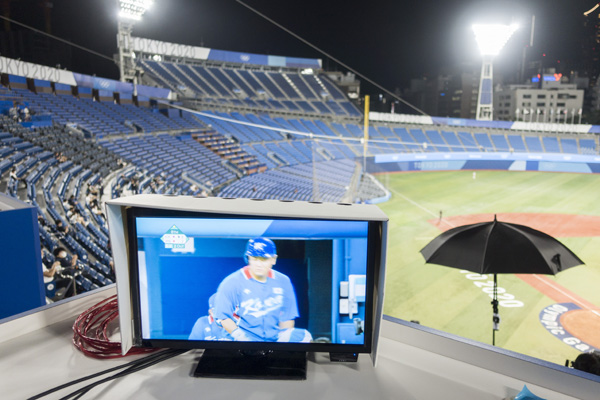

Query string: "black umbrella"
[[420, 215, 584, 345]]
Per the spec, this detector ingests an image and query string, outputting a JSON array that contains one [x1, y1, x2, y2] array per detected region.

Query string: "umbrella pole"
[[492, 273, 499, 346]]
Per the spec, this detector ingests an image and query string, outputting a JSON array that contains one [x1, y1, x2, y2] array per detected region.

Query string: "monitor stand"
[[193, 349, 307, 380]]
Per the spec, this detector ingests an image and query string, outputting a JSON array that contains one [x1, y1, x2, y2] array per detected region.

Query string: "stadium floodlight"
[[472, 24, 518, 56], [472, 23, 518, 121], [118, 0, 153, 21], [117, 0, 153, 82]]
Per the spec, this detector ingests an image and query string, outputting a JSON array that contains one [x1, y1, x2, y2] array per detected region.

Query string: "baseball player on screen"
[[213, 237, 312, 342], [188, 294, 231, 341]]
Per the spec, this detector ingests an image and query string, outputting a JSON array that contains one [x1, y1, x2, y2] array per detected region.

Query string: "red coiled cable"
[[72, 294, 157, 359]]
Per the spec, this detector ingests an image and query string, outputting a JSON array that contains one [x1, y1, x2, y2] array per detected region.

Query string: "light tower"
[[117, 0, 153, 83], [472, 23, 518, 121]]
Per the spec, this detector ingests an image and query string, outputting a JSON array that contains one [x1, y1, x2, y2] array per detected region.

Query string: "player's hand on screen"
[[231, 328, 251, 341]]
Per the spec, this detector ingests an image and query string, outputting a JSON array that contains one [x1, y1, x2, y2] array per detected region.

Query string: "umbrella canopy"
[[420, 216, 584, 275], [420, 216, 584, 346]]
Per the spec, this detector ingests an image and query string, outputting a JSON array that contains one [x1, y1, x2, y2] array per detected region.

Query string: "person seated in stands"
[[94, 180, 104, 197], [42, 249, 74, 300], [55, 220, 70, 236], [8, 102, 19, 121], [129, 177, 139, 194], [87, 183, 100, 197], [86, 192, 98, 209], [69, 209, 89, 227], [20, 106, 30, 122], [118, 174, 128, 189], [90, 203, 105, 221], [67, 195, 77, 207], [53, 247, 80, 277], [8, 167, 27, 190], [8, 167, 18, 195]]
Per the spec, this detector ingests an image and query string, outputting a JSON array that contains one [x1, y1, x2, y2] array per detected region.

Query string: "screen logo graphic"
[[160, 225, 189, 249]]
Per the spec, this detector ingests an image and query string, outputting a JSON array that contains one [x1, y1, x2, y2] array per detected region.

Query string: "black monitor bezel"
[[125, 206, 382, 354]]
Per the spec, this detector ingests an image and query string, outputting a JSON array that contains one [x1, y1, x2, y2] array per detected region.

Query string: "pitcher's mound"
[[561, 309, 600, 350]]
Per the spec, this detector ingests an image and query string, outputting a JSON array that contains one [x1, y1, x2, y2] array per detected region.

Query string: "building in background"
[[401, 66, 481, 119], [494, 69, 584, 122]]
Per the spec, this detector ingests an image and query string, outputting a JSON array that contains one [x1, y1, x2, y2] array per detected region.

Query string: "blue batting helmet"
[[208, 293, 216, 310], [244, 237, 277, 263]]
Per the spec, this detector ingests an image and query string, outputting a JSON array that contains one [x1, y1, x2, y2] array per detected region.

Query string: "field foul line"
[[531, 274, 600, 318], [390, 188, 455, 229]]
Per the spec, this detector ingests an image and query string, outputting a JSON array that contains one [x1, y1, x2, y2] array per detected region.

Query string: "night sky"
[[5, 0, 598, 95]]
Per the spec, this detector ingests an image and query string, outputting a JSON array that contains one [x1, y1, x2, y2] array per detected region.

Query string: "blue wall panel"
[[368, 152, 600, 174], [539, 162, 592, 173], [463, 160, 514, 170], [8, 75, 27, 84], [0, 195, 45, 319]]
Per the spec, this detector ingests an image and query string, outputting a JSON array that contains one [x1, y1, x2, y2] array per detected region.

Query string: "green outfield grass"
[[376, 170, 600, 366]]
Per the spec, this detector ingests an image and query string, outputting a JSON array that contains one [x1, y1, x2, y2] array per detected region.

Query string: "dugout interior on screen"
[[129, 231, 367, 345], [105, 195, 388, 370], [130, 216, 371, 346]]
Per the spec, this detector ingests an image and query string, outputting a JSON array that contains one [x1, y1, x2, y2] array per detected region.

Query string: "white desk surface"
[[1, 287, 598, 400]]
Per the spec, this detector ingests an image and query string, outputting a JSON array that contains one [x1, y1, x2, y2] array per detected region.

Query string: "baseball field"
[[375, 170, 600, 366]]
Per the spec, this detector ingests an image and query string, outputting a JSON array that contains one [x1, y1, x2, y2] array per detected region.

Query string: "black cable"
[[58, 349, 188, 400], [236, 0, 428, 116], [27, 350, 179, 399], [27, 349, 188, 400], [27, 349, 173, 399]]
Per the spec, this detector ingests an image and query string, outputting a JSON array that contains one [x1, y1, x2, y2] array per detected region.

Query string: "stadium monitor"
[[106, 195, 388, 380]]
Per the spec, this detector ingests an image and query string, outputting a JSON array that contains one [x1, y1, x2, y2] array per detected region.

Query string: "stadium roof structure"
[[128, 36, 322, 70]]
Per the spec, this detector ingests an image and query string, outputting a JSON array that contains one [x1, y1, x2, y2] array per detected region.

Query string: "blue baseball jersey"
[[188, 315, 231, 341], [214, 266, 299, 341]]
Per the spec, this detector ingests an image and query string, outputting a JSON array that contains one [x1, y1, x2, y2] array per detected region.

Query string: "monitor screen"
[[126, 207, 381, 355]]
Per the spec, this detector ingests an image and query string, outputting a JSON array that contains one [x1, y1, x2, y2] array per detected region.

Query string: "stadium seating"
[[218, 159, 357, 202], [507, 134, 527, 152], [525, 136, 544, 152], [1, 58, 598, 301], [138, 59, 362, 117]]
